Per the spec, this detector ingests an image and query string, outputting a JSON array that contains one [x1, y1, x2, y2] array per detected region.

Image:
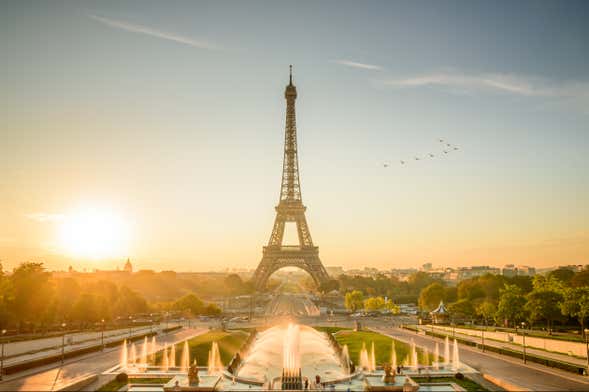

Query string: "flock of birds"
[[383, 138, 460, 168]]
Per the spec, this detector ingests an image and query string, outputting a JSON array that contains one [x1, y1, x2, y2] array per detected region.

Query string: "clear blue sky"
[[1, 1, 588, 271]]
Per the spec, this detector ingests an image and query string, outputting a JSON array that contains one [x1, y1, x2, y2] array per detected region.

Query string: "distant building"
[[326, 266, 344, 277], [422, 262, 433, 271], [457, 266, 500, 279], [124, 258, 133, 273], [502, 264, 536, 277]]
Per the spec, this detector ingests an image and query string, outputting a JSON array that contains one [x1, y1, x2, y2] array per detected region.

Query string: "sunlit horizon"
[[1, 1, 588, 273]]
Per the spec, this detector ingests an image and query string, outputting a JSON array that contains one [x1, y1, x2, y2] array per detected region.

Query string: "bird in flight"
[[443, 150, 449, 154], [414, 157, 420, 161], [453, 147, 459, 151], [428, 153, 435, 158], [438, 139, 444, 143], [383, 163, 389, 168], [400, 160, 405, 165]]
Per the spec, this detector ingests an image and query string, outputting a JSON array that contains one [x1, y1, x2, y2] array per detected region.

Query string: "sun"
[[58, 207, 130, 259]]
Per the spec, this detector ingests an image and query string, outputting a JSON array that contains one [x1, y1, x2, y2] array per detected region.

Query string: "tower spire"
[[289, 65, 293, 85]]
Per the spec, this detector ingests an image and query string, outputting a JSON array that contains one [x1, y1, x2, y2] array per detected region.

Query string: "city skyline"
[[2, 1, 589, 272]]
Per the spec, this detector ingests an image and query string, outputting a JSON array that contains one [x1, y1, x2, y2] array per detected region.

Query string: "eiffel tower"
[[251, 66, 330, 291]]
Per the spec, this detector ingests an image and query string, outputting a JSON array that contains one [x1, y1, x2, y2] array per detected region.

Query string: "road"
[[416, 324, 588, 368], [364, 320, 589, 391], [0, 326, 206, 391]]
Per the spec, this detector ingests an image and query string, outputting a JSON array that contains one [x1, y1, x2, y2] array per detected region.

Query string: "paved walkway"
[[2, 324, 180, 369], [417, 324, 588, 369], [0, 327, 206, 391], [367, 322, 589, 391]]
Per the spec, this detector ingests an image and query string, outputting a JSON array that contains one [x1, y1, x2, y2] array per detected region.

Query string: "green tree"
[[447, 299, 475, 320], [560, 287, 589, 337], [70, 293, 100, 327], [224, 274, 246, 295], [571, 268, 589, 288], [8, 262, 54, 330], [548, 268, 575, 284], [418, 282, 445, 311], [345, 290, 364, 312], [475, 301, 497, 324], [364, 296, 385, 311], [172, 293, 205, 316], [525, 288, 564, 333], [496, 284, 527, 327]]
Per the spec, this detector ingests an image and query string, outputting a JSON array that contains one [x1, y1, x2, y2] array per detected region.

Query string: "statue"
[[382, 363, 395, 384], [188, 360, 200, 385]]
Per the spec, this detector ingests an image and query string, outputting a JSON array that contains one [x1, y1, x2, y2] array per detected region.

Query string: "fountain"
[[150, 336, 157, 363], [360, 342, 371, 371], [162, 344, 169, 371], [181, 341, 190, 371], [130, 343, 137, 366], [423, 347, 429, 367], [170, 343, 176, 368], [120, 339, 128, 369], [342, 345, 351, 375], [370, 341, 376, 372], [140, 337, 148, 366], [208, 341, 223, 374], [410, 339, 418, 369], [433, 343, 440, 370], [444, 336, 450, 368], [391, 341, 397, 370], [281, 324, 302, 390], [452, 339, 460, 371]]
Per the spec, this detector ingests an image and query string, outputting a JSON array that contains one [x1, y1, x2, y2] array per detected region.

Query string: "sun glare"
[[58, 208, 130, 259]]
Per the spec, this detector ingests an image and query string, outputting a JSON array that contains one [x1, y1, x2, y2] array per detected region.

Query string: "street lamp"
[[521, 322, 527, 364], [101, 319, 105, 350], [584, 328, 589, 376], [61, 323, 67, 365], [128, 316, 133, 338], [452, 322, 456, 339], [481, 319, 486, 353], [0, 329, 7, 380]]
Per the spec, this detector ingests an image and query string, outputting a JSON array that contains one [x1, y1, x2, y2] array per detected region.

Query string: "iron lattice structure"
[[251, 67, 330, 291]]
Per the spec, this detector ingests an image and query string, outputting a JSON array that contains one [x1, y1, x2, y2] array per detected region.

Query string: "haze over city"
[[2, 1, 588, 272]]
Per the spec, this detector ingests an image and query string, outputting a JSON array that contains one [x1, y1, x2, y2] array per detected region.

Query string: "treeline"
[[329, 272, 448, 303], [0, 262, 221, 332], [418, 267, 589, 333]]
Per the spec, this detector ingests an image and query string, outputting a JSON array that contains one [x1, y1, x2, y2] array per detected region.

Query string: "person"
[[304, 378, 309, 390]]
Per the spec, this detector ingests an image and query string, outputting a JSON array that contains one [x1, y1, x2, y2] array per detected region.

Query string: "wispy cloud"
[[89, 14, 220, 51], [333, 59, 383, 71], [384, 71, 589, 98], [26, 213, 65, 223]]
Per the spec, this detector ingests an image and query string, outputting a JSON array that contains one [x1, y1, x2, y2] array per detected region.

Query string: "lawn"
[[412, 377, 488, 392], [98, 377, 172, 391], [153, 329, 249, 366], [322, 328, 439, 366]]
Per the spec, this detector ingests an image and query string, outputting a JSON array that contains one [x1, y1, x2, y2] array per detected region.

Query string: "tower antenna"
[[289, 65, 293, 85]]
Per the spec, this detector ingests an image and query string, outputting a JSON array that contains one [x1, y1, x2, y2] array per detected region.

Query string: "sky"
[[1, 1, 588, 272]]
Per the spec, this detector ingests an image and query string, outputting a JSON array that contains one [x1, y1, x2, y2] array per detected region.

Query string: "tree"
[[447, 299, 475, 320], [8, 262, 54, 330], [418, 283, 445, 311], [525, 288, 564, 333], [571, 268, 589, 288], [172, 294, 205, 316], [475, 301, 497, 324], [364, 296, 385, 311], [495, 284, 526, 327], [345, 290, 364, 312], [560, 287, 589, 337], [548, 268, 575, 284], [408, 272, 435, 292], [224, 274, 246, 295]]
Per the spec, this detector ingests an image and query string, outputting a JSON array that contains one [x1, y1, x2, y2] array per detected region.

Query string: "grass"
[[412, 377, 488, 392], [153, 330, 249, 366], [323, 328, 439, 366], [98, 377, 172, 391]]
